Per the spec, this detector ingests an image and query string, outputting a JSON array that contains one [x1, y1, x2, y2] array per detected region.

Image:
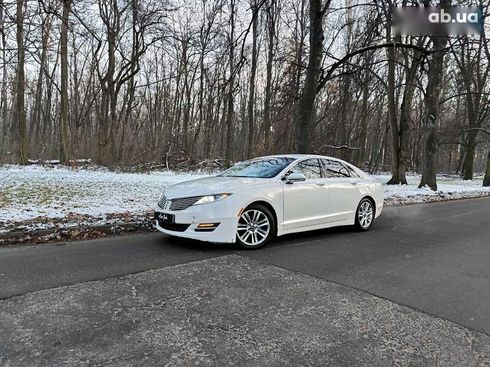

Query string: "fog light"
[[195, 223, 220, 232], [197, 223, 217, 228]]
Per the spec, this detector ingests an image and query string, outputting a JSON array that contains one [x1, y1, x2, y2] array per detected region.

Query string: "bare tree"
[[419, 10, 450, 190], [0, 0, 7, 156], [262, 0, 277, 151], [225, 0, 236, 166], [483, 150, 490, 187], [294, 0, 331, 153], [246, 0, 259, 158], [452, 37, 490, 180], [15, 0, 27, 164], [59, 0, 71, 163]]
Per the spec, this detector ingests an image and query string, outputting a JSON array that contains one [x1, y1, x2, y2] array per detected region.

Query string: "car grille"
[[158, 195, 171, 209], [158, 195, 203, 211], [170, 196, 203, 210]]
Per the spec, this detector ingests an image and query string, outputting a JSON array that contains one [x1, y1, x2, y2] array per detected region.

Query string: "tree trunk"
[[356, 70, 369, 166], [31, 13, 52, 150], [246, 0, 258, 158], [181, 40, 190, 155], [225, 0, 236, 166], [294, 0, 327, 153], [337, 73, 351, 161], [419, 116, 438, 190], [262, 0, 276, 151], [16, 0, 27, 164], [387, 38, 425, 184], [483, 149, 490, 187], [117, 0, 139, 163], [419, 2, 450, 190], [60, 0, 71, 163], [459, 52, 482, 180], [385, 25, 402, 184], [0, 0, 7, 157], [398, 61, 420, 174], [462, 128, 478, 180], [458, 47, 485, 180], [97, 0, 121, 165], [290, 0, 306, 152]]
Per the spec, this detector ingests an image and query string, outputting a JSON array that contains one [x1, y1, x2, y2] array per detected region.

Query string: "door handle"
[[316, 183, 325, 186]]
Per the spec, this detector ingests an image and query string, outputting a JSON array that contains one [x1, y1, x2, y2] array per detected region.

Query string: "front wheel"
[[354, 198, 375, 231], [236, 204, 276, 249]]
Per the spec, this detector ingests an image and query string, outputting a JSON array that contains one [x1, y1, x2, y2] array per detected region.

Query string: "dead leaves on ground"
[[0, 210, 155, 246]]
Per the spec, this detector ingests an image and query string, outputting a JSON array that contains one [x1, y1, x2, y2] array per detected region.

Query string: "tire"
[[354, 198, 375, 231], [236, 204, 276, 249]]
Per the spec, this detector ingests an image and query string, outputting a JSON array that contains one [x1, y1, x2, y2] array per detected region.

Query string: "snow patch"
[[374, 174, 490, 205], [0, 165, 208, 234]]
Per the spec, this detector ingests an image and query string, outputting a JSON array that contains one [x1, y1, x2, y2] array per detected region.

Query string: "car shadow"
[[161, 234, 237, 252], [159, 224, 360, 252], [264, 225, 356, 249]]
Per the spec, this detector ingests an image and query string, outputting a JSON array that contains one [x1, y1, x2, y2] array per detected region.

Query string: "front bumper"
[[154, 204, 239, 243]]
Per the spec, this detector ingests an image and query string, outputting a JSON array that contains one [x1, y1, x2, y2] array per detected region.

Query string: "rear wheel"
[[355, 198, 375, 231], [236, 204, 276, 249]]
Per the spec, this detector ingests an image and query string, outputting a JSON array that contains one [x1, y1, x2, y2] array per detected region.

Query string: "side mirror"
[[286, 172, 306, 184]]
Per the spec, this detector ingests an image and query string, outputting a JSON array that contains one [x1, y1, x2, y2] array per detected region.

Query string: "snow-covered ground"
[[376, 173, 490, 205], [0, 165, 208, 234], [1, 165, 489, 235]]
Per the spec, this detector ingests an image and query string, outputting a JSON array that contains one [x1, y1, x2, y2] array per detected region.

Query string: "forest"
[[0, 0, 489, 189]]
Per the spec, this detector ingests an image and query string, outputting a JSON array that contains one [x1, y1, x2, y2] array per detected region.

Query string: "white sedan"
[[154, 154, 383, 249]]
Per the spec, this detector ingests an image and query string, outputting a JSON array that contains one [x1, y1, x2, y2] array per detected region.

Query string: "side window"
[[321, 159, 351, 178], [292, 159, 322, 179]]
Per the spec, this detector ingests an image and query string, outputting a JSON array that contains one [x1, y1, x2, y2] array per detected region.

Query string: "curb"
[[0, 220, 156, 246]]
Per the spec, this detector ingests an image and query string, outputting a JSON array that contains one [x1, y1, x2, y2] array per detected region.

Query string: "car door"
[[320, 159, 361, 223], [282, 158, 330, 230]]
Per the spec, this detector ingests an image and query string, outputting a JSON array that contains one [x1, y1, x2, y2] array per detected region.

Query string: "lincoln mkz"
[[154, 155, 383, 249]]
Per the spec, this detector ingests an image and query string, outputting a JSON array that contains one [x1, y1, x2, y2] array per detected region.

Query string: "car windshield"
[[219, 157, 296, 178]]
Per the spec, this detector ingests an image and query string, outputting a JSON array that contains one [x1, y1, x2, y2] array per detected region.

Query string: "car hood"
[[163, 176, 269, 199]]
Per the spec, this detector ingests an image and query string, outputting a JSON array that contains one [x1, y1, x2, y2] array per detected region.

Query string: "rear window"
[[321, 159, 353, 178]]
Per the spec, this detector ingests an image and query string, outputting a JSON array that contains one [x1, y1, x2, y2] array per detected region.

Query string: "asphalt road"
[[1, 197, 489, 336]]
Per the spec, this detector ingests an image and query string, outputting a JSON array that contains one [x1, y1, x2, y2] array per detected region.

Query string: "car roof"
[[244, 154, 368, 178], [261, 154, 339, 160]]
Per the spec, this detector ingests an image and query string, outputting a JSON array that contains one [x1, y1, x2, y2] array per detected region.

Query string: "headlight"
[[193, 193, 232, 205]]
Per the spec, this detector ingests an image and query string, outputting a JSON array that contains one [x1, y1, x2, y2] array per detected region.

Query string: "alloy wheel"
[[237, 209, 271, 247], [358, 200, 373, 229]]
